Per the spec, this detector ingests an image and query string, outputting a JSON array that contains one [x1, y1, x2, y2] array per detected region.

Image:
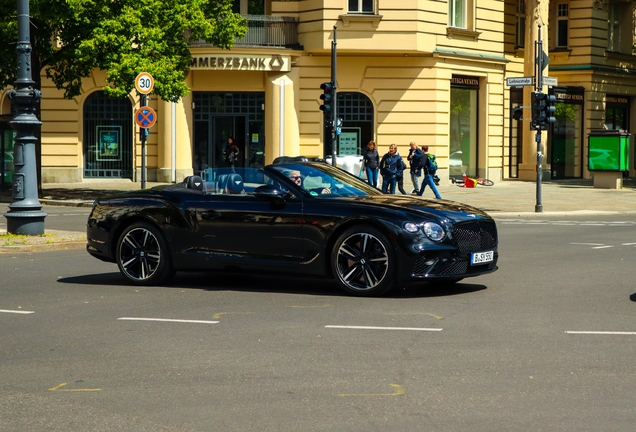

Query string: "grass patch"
[[0, 233, 53, 246]]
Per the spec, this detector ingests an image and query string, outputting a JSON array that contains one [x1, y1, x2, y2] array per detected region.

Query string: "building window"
[[556, 3, 569, 48], [606, 1, 634, 53], [449, 0, 466, 28], [515, 0, 526, 48], [348, 0, 374, 14]]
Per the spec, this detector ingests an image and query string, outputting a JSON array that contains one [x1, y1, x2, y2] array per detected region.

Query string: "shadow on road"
[[57, 271, 488, 298]]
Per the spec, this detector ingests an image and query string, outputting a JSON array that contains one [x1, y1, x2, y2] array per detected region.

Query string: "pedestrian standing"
[[407, 141, 423, 194], [380, 144, 404, 194], [362, 140, 380, 187], [417, 145, 442, 199], [395, 147, 408, 194]]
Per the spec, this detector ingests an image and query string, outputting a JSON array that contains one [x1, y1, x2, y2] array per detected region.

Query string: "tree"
[[0, 0, 247, 102]]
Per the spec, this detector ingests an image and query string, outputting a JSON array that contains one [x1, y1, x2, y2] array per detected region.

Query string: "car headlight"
[[423, 222, 445, 242], [404, 222, 419, 233]]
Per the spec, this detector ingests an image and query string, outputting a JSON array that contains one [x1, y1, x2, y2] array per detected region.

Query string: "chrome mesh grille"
[[452, 221, 498, 253]]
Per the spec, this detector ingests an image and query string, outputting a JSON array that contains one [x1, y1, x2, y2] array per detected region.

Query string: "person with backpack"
[[417, 145, 442, 199], [407, 141, 423, 194], [379, 144, 404, 194]]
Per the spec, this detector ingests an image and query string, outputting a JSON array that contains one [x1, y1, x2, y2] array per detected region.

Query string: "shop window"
[[607, 1, 635, 53], [556, 3, 569, 48], [83, 91, 133, 179], [516, 0, 526, 48], [348, 0, 374, 14]]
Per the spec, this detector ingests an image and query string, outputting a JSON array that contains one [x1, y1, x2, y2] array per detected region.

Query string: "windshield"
[[268, 162, 383, 197], [197, 163, 382, 197]]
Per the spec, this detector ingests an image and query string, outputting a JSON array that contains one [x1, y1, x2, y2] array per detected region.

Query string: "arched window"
[[326, 92, 374, 156], [83, 91, 133, 178]]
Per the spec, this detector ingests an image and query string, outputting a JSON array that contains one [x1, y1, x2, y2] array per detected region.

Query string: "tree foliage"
[[0, 0, 247, 102]]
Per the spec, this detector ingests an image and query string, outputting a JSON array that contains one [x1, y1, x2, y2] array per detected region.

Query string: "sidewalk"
[[33, 176, 636, 214], [1, 176, 635, 252]]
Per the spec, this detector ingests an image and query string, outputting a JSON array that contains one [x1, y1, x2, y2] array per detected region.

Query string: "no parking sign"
[[134, 106, 157, 129]]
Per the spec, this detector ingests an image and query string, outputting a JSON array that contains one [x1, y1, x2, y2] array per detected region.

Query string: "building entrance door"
[[193, 92, 265, 174]]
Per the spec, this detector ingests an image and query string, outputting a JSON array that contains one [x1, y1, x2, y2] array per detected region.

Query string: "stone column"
[[519, 0, 550, 181]]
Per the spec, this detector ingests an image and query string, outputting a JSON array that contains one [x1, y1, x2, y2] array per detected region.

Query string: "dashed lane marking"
[[338, 384, 405, 397], [118, 317, 219, 324], [566, 331, 636, 335], [325, 325, 442, 332], [0, 309, 35, 314]]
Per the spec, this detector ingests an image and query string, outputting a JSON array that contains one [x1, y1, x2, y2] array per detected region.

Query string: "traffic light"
[[512, 107, 523, 121], [545, 94, 556, 126], [320, 82, 334, 114], [531, 92, 556, 130]]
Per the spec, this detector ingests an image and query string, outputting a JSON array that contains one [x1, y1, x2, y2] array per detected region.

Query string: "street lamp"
[[3, 0, 47, 235]]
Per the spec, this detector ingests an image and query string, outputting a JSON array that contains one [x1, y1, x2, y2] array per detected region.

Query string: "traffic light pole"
[[330, 25, 338, 166], [534, 25, 544, 213]]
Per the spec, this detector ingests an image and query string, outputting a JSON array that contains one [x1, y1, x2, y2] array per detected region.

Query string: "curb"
[[0, 241, 86, 253]]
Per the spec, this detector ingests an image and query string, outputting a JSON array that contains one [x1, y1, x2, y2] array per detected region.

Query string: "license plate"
[[471, 251, 494, 265]]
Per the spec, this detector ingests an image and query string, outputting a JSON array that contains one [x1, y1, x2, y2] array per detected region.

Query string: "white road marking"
[[0, 309, 35, 314], [325, 325, 442, 332], [566, 331, 636, 335], [118, 317, 219, 324], [571, 243, 605, 246]]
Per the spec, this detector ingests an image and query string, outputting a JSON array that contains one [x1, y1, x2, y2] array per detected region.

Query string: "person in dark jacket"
[[379, 144, 404, 194], [395, 147, 408, 194], [362, 140, 380, 187], [407, 141, 423, 194]]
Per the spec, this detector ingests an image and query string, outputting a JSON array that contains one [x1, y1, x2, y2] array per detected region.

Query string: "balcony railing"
[[191, 15, 301, 50]]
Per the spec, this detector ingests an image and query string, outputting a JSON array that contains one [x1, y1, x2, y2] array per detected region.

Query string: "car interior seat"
[[225, 173, 244, 194], [185, 175, 204, 191]]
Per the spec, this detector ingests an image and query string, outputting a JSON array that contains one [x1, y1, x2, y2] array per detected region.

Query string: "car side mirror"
[[254, 184, 284, 198]]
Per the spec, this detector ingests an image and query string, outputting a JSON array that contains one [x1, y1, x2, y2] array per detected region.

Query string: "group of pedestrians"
[[361, 140, 441, 199]]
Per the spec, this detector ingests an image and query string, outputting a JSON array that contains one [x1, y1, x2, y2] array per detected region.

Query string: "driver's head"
[[289, 170, 302, 186]]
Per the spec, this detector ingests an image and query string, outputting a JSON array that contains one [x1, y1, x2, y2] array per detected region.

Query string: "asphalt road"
[[1, 215, 635, 431]]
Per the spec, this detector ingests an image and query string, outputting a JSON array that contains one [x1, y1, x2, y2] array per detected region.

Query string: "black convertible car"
[[86, 161, 498, 296]]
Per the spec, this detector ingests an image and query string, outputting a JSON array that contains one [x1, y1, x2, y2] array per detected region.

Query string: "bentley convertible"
[[86, 161, 498, 296]]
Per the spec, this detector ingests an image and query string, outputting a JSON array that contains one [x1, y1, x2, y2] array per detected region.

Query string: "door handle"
[[200, 210, 220, 220]]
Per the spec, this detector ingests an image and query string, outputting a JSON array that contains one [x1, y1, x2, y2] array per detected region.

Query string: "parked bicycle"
[[451, 173, 494, 188]]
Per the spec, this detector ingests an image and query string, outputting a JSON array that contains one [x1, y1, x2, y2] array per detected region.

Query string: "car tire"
[[331, 226, 396, 296], [116, 222, 174, 286]]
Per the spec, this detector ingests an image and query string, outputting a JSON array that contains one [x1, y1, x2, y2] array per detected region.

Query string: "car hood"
[[340, 195, 493, 223]]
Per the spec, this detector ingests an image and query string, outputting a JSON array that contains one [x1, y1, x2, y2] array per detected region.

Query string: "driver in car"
[[288, 170, 331, 195]]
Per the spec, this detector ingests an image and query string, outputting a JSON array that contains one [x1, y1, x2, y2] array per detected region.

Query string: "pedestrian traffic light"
[[320, 82, 334, 114]]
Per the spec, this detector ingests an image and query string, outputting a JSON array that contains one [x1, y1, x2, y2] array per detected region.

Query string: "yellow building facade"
[[1, 0, 635, 187]]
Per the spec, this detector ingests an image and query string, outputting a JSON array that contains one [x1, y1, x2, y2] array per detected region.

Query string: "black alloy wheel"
[[116, 222, 174, 285], [331, 226, 396, 296]]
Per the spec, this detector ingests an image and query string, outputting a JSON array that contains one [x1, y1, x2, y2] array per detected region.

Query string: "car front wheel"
[[116, 222, 174, 286], [331, 226, 396, 296]]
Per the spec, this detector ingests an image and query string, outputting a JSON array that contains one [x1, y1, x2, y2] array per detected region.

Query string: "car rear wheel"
[[331, 226, 396, 296], [116, 222, 174, 286]]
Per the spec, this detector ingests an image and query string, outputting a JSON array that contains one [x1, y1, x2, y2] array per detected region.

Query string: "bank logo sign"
[[190, 54, 289, 72]]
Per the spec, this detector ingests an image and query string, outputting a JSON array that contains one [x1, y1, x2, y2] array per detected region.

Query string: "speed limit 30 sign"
[[135, 72, 154, 95]]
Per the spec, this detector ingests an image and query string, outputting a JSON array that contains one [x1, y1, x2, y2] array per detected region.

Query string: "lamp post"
[[3, 0, 47, 235]]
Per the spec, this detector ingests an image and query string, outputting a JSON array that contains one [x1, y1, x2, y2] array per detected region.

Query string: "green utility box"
[[588, 130, 630, 172]]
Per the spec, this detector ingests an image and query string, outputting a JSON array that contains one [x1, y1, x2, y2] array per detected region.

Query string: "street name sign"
[[506, 77, 534, 87], [543, 76, 558, 87]]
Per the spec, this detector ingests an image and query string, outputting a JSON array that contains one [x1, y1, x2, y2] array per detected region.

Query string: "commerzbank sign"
[[190, 54, 290, 72]]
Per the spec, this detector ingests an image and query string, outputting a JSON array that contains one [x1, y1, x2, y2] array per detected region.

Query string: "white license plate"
[[471, 251, 494, 265]]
